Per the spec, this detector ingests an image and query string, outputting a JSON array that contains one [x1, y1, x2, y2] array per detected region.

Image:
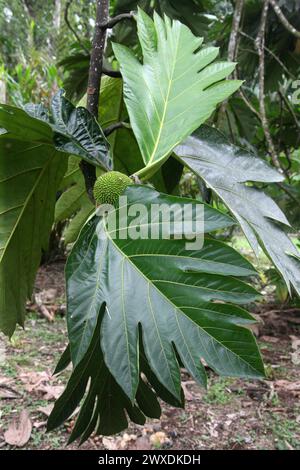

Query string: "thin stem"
[[239, 29, 296, 80], [104, 121, 130, 137], [237, 88, 261, 119], [64, 0, 90, 54], [277, 182, 300, 207], [102, 67, 121, 78], [269, 0, 300, 38], [279, 89, 300, 135], [100, 12, 135, 29]]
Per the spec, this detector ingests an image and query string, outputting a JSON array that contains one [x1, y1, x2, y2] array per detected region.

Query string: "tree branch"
[[99, 12, 135, 29], [81, 0, 110, 202], [102, 67, 121, 78], [239, 29, 296, 80], [64, 0, 90, 54], [269, 0, 300, 38], [255, 1, 281, 169], [104, 121, 130, 137], [238, 88, 261, 120], [279, 88, 300, 147]]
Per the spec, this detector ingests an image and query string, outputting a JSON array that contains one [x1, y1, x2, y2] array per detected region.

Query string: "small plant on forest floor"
[[204, 379, 234, 405], [270, 415, 300, 450]]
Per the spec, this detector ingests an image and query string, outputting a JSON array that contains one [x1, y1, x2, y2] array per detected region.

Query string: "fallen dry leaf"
[[260, 335, 279, 343], [33, 420, 47, 429], [181, 381, 194, 401], [290, 335, 300, 365], [4, 410, 32, 447], [37, 404, 54, 417], [19, 370, 51, 392], [0, 376, 13, 386], [129, 437, 151, 450], [0, 386, 20, 399], [42, 384, 64, 400], [291, 350, 300, 366], [102, 437, 119, 450], [290, 335, 300, 350], [150, 431, 171, 447], [19, 370, 63, 400], [274, 380, 300, 396], [119, 433, 137, 449]]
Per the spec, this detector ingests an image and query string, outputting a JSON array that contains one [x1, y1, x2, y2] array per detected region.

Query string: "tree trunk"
[[0, 79, 6, 104], [81, 0, 110, 201], [53, 0, 61, 31]]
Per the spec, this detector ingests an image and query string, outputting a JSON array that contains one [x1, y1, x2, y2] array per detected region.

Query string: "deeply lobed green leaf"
[[0, 135, 67, 335], [0, 90, 111, 172], [175, 125, 300, 296], [113, 9, 242, 175], [66, 185, 263, 408]]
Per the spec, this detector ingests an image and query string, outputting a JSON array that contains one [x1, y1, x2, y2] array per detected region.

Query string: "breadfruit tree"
[[0, 1, 299, 442]]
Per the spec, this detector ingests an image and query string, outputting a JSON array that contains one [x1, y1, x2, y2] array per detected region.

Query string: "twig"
[[276, 182, 300, 207], [238, 88, 261, 119], [64, 0, 90, 54], [100, 12, 135, 29], [225, 109, 235, 143], [104, 121, 130, 136], [269, 0, 300, 38], [236, 29, 296, 120], [102, 67, 121, 78], [278, 90, 300, 137], [255, 1, 281, 169], [82, 0, 110, 202], [261, 307, 300, 315], [239, 29, 296, 80], [282, 146, 292, 176], [34, 294, 54, 322]]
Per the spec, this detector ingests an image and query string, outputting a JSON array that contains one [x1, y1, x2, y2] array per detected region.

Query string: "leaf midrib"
[[147, 26, 181, 165], [0, 145, 56, 265], [104, 225, 262, 377]]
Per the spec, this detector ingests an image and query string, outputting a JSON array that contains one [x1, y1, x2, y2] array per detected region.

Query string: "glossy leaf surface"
[[175, 126, 300, 296], [0, 91, 111, 171], [0, 135, 67, 335], [113, 9, 241, 173], [66, 185, 263, 405]]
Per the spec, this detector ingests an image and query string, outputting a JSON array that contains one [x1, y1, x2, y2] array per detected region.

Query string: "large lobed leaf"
[[0, 134, 67, 335], [113, 9, 242, 175], [48, 313, 182, 442], [0, 90, 111, 171], [0, 89, 111, 336], [98, 76, 183, 192], [66, 185, 264, 409], [48, 185, 263, 439], [175, 126, 300, 296]]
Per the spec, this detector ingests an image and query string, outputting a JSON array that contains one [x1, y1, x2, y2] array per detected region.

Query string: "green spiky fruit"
[[93, 171, 132, 206]]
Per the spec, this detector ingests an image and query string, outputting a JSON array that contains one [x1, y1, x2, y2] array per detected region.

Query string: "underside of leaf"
[[113, 9, 242, 174]]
